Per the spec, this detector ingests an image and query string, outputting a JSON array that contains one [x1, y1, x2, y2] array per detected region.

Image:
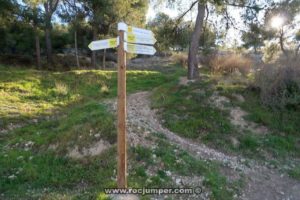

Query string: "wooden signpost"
[[88, 22, 156, 189]]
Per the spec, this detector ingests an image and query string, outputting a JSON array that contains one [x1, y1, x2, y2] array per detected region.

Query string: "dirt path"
[[106, 91, 300, 200]]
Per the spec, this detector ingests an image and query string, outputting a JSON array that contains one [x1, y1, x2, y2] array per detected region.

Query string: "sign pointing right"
[[124, 42, 156, 55], [124, 32, 156, 45]]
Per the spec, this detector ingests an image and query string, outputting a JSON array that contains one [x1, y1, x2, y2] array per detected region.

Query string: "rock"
[[230, 137, 240, 148], [106, 61, 117, 68], [17, 156, 24, 160], [232, 94, 245, 102], [8, 174, 17, 180], [175, 178, 181, 185], [166, 171, 172, 176]]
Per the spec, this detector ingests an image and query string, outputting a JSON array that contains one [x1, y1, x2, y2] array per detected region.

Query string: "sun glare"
[[271, 16, 285, 29]]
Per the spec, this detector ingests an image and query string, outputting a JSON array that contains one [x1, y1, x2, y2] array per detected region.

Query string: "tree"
[[158, 0, 264, 79], [242, 23, 264, 53], [22, 4, 44, 69], [147, 13, 176, 51], [82, 0, 148, 69], [187, 1, 205, 79], [82, 0, 112, 69], [43, 0, 60, 67], [264, 0, 300, 59], [59, 0, 85, 68]]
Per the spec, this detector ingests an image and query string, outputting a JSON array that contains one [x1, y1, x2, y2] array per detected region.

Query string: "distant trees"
[[0, 0, 148, 69], [22, 2, 44, 69], [59, 0, 85, 68], [242, 23, 264, 53], [155, 0, 265, 79], [43, 0, 60, 67], [82, 0, 148, 68], [147, 12, 217, 53], [263, 0, 300, 59]]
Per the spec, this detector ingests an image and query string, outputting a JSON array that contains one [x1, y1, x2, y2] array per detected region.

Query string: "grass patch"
[[129, 136, 238, 200], [151, 78, 234, 150], [0, 66, 174, 128], [289, 166, 300, 180], [0, 147, 117, 199], [152, 67, 300, 162], [0, 64, 184, 198]]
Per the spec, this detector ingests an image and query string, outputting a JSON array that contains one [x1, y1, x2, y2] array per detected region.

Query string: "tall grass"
[[208, 54, 253, 76], [255, 60, 300, 109]]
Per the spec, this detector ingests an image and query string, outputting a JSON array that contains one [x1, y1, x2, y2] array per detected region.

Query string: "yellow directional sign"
[[125, 33, 156, 45], [88, 38, 118, 51], [118, 22, 154, 37], [125, 42, 156, 55]]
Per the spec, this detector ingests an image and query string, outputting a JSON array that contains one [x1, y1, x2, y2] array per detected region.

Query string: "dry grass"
[[208, 54, 253, 76], [255, 60, 300, 109], [171, 53, 188, 67]]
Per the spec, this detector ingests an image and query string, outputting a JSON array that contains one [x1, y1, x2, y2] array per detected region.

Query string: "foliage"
[[147, 12, 217, 53], [208, 54, 253, 76], [262, 42, 280, 63], [147, 12, 179, 52], [241, 23, 264, 52], [263, 0, 300, 58], [255, 61, 300, 110], [171, 52, 188, 67]]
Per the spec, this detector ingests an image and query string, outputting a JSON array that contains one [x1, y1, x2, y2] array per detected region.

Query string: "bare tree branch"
[[176, 0, 198, 24]]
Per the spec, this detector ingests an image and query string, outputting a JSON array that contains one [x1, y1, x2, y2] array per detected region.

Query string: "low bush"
[[208, 54, 253, 76], [255, 60, 300, 109], [171, 53, 188, 67]]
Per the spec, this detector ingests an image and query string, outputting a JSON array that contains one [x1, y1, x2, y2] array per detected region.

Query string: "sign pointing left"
[[88, 38, 118, 51]]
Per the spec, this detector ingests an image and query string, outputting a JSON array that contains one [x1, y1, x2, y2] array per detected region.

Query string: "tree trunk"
[[74, 30, 80, 68], [279, 28, 289, 59], [102, 49, 106, 69], [35, 30, 41, 69], [187, 1, 206, 80], [45, 21, 53, 67], [44, 2, 53, 68], [92, 27, 97, 69]]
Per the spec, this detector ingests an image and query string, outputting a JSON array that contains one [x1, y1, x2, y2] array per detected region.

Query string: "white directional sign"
[[124, 32, 156, 45], [118, 22, 154, 37], [88, 38, 118, 51], [124, 42, 156, 55]]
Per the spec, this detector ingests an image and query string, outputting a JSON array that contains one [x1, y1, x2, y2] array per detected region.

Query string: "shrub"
[[208, 54, 253, 76], [171, 53, 188, 67], [255, 60, 300, 109]]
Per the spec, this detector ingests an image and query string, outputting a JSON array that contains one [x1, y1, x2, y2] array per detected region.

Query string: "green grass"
[[217, 79, 300, 159], [0, 66, 173, 128], [0, 147, 117, 199], [0, 64, 185, 199], [128, 134, 240, 200], [151, 78, 234, 150], [289, 166, 300, 180], [238, 90, 300, 135], [152, 68, 300, 163]]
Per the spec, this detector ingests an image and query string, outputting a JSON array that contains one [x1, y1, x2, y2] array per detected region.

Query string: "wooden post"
[[117, 26, 127, 188]]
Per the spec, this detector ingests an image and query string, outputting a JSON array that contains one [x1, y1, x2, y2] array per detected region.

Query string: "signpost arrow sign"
[[125, 42, 156, 55], [118, 22, 154, 37], [88, 38, 118, 51], [124, 32, 156, 45]]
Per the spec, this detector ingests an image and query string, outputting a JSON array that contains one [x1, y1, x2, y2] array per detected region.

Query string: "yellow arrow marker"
[[108, 38, 118, 47], [88, 38, 118, 51]]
